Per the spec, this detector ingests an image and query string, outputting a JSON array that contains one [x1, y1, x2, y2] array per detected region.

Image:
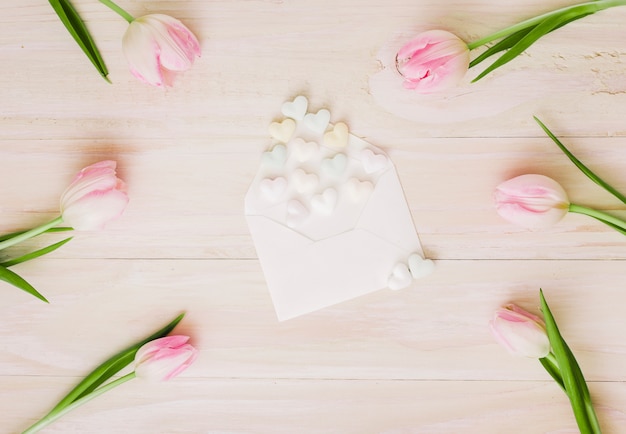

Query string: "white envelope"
[[245, 97, 427, 321]]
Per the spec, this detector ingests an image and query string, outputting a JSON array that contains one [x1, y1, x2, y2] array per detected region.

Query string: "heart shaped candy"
[[261, 144, 287, 167], [387, 263, 412, 290], [281, 95, 308, 121], [323, 122, 349, 149], [321, 153, 347, 177], [268, 118, 296, 143], [291, 138, 319, 163], [291, 168, 319, 194], [408, 254, 435, 279], [259, 177, 287, 201], [303, 109, 331, 134], [311, 188, 338, 215], [361, 149, 388, 174], [345, 177, 374, 202], [286, 199, 309, 228]]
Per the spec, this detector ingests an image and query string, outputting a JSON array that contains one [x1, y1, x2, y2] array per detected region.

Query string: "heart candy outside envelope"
[[281, 95, 308, 121], [290, 138, 319, 163], [387, 263, 413, 290], [269, 118, 296, 143], [408, 253, 435, 279], [323, 122, 349, 149], [291, 168, 319, 194], [262, 144, 287, 167], [310, 188, 338, 215], [303, 109, 331, 134], [286, 199, 310, 228], [259, 177, 287, 201], [361, 149, 389, 174], [345, 177, 374, 202], [321, 153, 347, 176]]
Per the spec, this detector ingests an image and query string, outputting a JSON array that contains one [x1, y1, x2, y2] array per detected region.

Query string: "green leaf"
[[48, 313, 186, 414], [539, 355, 565, 392], [48, 0, 110, 82], [0, 237, 73, 268], [470, 13, 591, 69], [578, 213, 626, 236], [535, 116, 626, 205], [0, 264, 49, 303], [0, 227, 73, 243], [540, 290, 601, 434], [472, 6, 596, 82]]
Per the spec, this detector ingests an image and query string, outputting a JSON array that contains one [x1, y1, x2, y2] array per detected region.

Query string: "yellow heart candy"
[[323, 122, 349, 149], [268, 118, 296, 143]]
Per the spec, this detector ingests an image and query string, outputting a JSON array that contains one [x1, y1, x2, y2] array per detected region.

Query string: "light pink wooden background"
[[2, 1, 626, 433]]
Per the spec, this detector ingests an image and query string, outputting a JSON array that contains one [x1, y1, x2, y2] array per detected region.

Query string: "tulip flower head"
[[134, 335, 198, 382], [494, 174, 570, 230], [122, 14, 201, 87], [489, 304, 550, 358], [395, 30, 470, 93], [60, 160, 129, 231]]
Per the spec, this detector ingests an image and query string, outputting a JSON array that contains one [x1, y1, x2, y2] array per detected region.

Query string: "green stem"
[[98, 0, 134, 23], [467, 0, 626, 50], [0, 216, 64, 252], [21, 372, 136, 434], [569, 204, 626, 230]]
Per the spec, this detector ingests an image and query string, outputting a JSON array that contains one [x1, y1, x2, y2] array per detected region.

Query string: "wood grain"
[[1, 0, 625, 433]]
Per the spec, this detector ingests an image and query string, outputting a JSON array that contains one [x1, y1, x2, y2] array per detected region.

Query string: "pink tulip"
[[395, 30, 470, 93], [134, 335, 198, 381], [494, 174, 570, 230], [60, 160, 129, 231], [489, 304, 550, 358], [122, 14, 201, 87]]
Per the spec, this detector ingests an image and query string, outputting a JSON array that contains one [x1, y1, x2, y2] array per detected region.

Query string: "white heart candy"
[[268, 118, 296, 143], [311, 188, 338, 215], [408, 254, 435, 279], [387, 263, 412, 290], [345, 178, 374, 202], [291, 138, 319, 163], [259, 177, 287, 201], [321, 153, 347, 177], [303, 109, 331, 134], [286, 199, 309, 228], [281, 95, 308, 121], [361, 149, 388, 174], [261, 144, 287, 167], [291, 168, 319, 194], [323, 122, 349, 149]]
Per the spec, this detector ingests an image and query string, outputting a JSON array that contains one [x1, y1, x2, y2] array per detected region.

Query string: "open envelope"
[[245, 96, 430, 321]]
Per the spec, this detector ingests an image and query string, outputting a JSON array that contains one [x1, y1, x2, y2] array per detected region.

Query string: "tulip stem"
[[21, 372, 136, 434], [569, 204, 626, 231], [99, 0, 134, 23], [0, 216, 64, 252], [466, 0, 626, 50]]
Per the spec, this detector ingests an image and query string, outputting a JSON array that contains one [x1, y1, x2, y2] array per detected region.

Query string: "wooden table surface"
[[2, 1, 626, 433]]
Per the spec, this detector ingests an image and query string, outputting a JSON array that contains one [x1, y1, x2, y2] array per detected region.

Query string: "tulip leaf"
[[469, 13, 591, 69], [0, 237, 73, 268], [0, 227, 73, 243], [539, 355, 565, 392], [48, 0, 110, 82], [48, 313, 186, 414], [540, 290, 601, 434], [0, 264, 49, 303], [535, 116, 626, 205], [472, 6, 595, 82]]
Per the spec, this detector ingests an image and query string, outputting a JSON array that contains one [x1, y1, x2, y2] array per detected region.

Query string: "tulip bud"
[[494, 174, 570, 230], [489, 304, 550, 358], [60, 161, 129, 231], [134, 335, 198, 382], [395, 30, 470, 93], [122, 14, 201, 87]]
